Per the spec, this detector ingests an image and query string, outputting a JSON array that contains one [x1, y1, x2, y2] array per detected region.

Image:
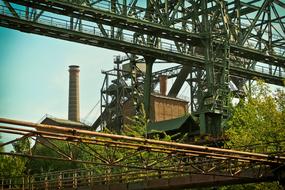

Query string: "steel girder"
[[0, 0, 284, 84], [0, 0, 284, 134], [0, 117, 284, 189], [0, 168, 279, 189]]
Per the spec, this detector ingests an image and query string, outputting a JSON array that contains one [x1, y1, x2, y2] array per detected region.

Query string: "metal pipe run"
[[2, 124, 274, 164], [0, 117, 284, 163]]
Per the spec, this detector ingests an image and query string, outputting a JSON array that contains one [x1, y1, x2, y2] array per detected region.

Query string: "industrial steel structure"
[[0, 118, 284, 189], [0, 0, 285, 188], [1, 0, 284, 135], [96, 56, 191, 132]]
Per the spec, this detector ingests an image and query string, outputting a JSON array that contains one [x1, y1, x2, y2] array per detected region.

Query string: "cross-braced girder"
[[0, 0, 284, 85], [0, 0, 285, 163], [0, 117, 284, 189]]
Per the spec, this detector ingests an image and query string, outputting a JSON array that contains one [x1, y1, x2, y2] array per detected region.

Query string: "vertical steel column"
[[200, 0, 214, 135], [202, 0, 214, 96], [235, 0, 242, 44], [115, 56, 123, 131], [70, 17, 73, 30], [165, 0, 168, 17], [130, 56, 140, 114], [219, 0, 231, 131], [268, 5, 273, 75], [143, 0, 156, 121], [143, 57, 155, 120], [123, 0, 127, 16], [110, 0, 116, 38]]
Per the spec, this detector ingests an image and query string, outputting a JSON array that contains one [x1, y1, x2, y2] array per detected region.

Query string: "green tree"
[[222, 81, 285, 190], [226, 81, 285, 153], [0, 154, 26, 178], [28, 139, 85, 173], [0, 137, 28, 178]]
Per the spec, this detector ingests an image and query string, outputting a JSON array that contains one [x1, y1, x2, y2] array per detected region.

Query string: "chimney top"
[[69, 65, 80, 71]]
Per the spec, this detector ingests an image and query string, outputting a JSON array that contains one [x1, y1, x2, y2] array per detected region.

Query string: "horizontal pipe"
[[0, 125, 277, 163], [0, 125, 275, 165], [0, 117, 284, 162], [0, 125, 258, 163], [0, 131, 31, 147]]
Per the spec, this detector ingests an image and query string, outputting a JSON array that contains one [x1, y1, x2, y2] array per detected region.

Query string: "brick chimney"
[[68, 65, 80, 122], [159, 75, 167, 96]]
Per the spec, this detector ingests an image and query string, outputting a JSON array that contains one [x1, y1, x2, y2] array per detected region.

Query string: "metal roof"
[[41, 116, 88, 129], [151, 93, 189, 103], [147, 115, 197, 134]]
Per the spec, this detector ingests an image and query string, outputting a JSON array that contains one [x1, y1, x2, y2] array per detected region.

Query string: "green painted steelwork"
[[143, 57, 155, 120], [0, 0, 284, 135], [147, 115, 197, 134]]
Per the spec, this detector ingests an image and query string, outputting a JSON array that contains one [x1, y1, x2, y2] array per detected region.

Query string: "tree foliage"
[[221, 81, 285, 190], [0, 155, 26, 178], [226, 81, 285, 154], [28, 139, 85, 173], [2, 82, 284, 190], [0, 137, 28, 178]]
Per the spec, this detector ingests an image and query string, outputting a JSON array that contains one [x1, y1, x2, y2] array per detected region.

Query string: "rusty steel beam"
[[1, 124, 277, 164], [0, 117, 284, 164], [0, 166, 275, 190], [0, 117, 283, 189], [0, 132, 32, 148], [0, 152, 209, 174]]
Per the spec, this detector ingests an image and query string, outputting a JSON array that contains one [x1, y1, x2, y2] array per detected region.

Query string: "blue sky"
[[0, 25, 179, 147], [1, 1, 283, 146], [0, 27, 120, 125], [0, 26, 180, 148]]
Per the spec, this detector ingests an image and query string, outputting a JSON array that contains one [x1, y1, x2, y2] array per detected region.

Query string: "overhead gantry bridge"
[[0, 118, 284, 189], [0, 0, 284, 85], [0, 0, 284, 134], [0, 1, 285, 188]]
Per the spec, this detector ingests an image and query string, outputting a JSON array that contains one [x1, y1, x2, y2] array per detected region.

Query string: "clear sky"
[[0, 27, 130, 149], [0, 25, 181, 148], [0, 27, 120, 126], [0, 25, 184, 150]]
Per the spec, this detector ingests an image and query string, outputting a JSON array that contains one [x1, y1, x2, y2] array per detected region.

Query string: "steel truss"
[[0, 117, 284, 189], [99, 55, 146, 131], [0, 0, 284, 80], [0, 0, 284, 135], [98, 56, 193, 131]]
